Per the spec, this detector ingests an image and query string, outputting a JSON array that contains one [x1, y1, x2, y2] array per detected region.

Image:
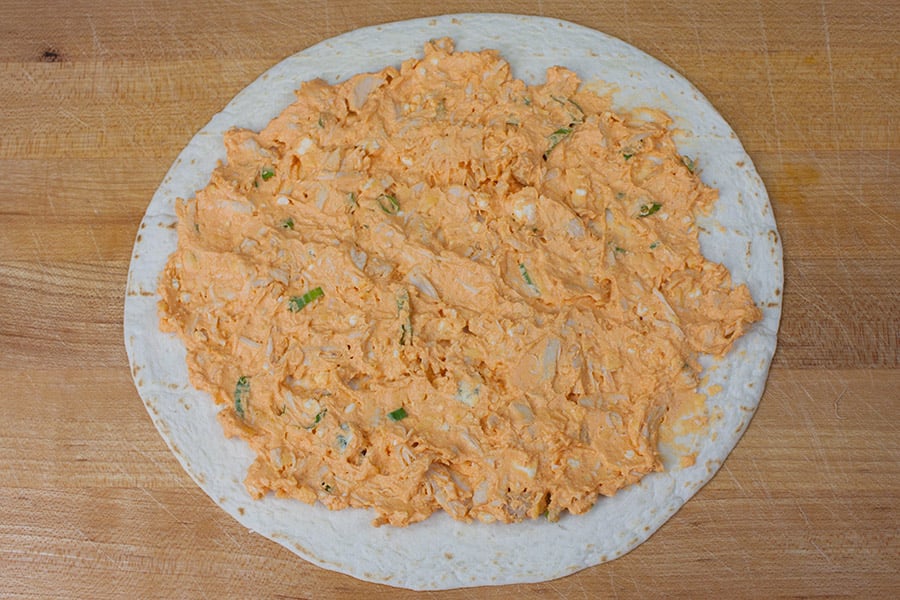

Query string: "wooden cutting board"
[[1, 1, 897, 598]]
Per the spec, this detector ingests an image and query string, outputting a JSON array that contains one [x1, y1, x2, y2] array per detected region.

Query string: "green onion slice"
[[234, 376, 250, 417], [376, 193, 400, 215], [303, 408, 327, 429], [518, 263, 540, 294], [551, 95, 585, 124], [638, 203, 662, 217], [388, 407, 408, 421], [544, 127, 573, 157], [288, 287, 324, 312], [260, 167, 275, 181]]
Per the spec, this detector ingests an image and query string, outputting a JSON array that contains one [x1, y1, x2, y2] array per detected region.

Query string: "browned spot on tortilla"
[[237, 506, 245, 515], [444, 552, 454, 559]]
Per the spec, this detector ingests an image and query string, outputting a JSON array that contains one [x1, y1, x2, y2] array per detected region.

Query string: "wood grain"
[[1, 1, 897, 598]]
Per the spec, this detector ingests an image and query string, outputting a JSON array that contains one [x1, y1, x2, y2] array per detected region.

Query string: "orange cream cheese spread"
[[158, 39, 761, 526]]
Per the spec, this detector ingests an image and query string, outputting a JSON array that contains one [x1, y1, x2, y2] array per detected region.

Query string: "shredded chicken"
[[159, 39, 761, 526]]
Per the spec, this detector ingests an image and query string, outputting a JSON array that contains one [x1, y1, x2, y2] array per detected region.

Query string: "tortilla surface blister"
[[124, 14, 782, 590]]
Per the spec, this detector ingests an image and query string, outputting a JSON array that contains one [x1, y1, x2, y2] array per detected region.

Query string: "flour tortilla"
[[124, 14, 782, 590]]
